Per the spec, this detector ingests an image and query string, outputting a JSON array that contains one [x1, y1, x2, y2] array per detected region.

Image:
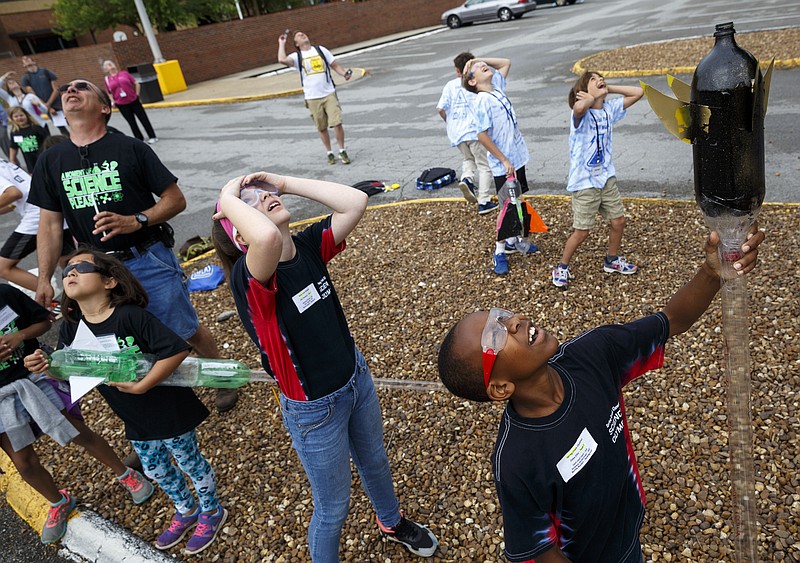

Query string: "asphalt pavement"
[[1, 0, 799, 559]]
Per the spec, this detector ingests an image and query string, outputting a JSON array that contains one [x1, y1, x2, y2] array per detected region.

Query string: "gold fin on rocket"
[[640, 81, 707, 143]]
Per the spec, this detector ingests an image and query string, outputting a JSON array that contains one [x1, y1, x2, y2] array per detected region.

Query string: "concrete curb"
[[1, 450, 178, 562], [59, 510, 177, 563], [139, 66, 366, 109]]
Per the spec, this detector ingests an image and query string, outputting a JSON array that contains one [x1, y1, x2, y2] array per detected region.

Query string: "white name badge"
[[119, 90, 127, 98], [292, 283, 321, 314], [556, 427, 598, 483], [0, 305, 19, 331], [12, 136, 23, 143]]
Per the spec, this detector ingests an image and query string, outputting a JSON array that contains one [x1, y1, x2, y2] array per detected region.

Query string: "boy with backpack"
[[278, 30, 353, 165]]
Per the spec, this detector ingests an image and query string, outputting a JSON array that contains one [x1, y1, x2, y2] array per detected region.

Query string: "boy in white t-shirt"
[[0, 158, 73, 294], [553, 72, 643, 288], [437, 52, 507, 215], [277, 30, 353, 165], [463, 58, 538, 276]]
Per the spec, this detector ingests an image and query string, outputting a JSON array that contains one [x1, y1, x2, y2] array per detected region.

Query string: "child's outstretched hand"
[[704, 224, 764, 281], [24, 349, 50, 375]]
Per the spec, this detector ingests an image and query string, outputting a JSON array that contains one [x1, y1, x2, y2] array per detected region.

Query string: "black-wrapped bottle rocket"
[[641, 21, 772, 244], [691, 22, 766, 221], [641, 22, 772, 562]]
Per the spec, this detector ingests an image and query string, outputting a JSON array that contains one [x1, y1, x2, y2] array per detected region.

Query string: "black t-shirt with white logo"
[[28, 132, 177, 252], [58, 304, 206, 441], [230, 216, 355, 401]]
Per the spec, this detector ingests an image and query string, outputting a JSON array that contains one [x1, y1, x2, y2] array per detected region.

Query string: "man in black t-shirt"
[[28, 79, 238, 415], [437, 228, 764, 563]]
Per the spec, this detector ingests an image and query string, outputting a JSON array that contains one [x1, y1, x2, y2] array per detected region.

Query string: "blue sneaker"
[[492, 252, 509, 275], [603, 256, 638, 274], [504, 241, 539, 255], [478, 201, 498, 215], [458, 177, 478, 203], [184, 507, 228, 555]]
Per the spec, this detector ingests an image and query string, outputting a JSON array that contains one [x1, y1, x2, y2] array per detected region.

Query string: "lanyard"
[[589, 109, 609, 160], [488, 91, 517, 128]]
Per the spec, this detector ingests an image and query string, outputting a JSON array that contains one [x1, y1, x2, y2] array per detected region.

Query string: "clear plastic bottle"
[[161, 357, 250, 389]]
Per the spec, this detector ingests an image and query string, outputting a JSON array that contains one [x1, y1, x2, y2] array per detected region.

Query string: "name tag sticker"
[[0, 305, 18, 331], [292, 283, 321, 314], [556, 427, 598, 483], [12, 136, 23, 143]]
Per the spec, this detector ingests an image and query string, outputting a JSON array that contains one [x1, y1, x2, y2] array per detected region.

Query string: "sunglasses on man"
[[57, 81, 93, 94]]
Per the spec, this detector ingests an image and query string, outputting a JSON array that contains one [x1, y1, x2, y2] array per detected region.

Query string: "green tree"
[[52, 0, 239, 40]]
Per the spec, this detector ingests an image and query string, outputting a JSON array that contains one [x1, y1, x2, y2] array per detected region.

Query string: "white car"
[[441, 0, 537, 29]]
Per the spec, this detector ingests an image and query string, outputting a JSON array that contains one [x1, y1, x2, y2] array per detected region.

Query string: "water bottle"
[[503, 175, 520, 205], [691, 21, 766, 220], [48, 349, 154, 383], [161, 357, 250, 389]]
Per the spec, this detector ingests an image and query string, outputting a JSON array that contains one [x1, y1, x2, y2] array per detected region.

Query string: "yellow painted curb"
[[571, 56, 794, 78], [0, 449, 55, 531], [142, 68, 367, 109]]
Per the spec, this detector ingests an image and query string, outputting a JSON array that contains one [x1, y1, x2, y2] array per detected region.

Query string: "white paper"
[[69, 376, 106, 404], [72, 320, 106, 351], [66, 321, 119, 402]]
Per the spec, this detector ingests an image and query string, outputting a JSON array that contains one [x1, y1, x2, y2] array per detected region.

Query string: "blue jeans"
[[280, 348, 400, 563], [123, 241, 199, 340]]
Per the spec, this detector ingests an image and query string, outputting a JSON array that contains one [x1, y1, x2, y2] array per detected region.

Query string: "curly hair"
[[437, 323, 491, 403], [454, 52, 474, 76], [60, 247, 148, 322]]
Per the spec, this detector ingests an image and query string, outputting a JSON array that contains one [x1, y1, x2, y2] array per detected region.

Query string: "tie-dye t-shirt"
[[567, 97, 627, 192]]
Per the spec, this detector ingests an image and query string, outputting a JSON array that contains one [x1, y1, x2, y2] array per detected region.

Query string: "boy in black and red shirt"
[[437, 227, 763, 563]]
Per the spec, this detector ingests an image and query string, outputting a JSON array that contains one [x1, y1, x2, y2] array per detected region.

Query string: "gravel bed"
[[578, 28, 800, 74], [30, 197, 800, 562]]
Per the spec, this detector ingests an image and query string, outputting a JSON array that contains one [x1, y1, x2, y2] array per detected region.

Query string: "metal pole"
[[234, 0, 244, 20], [133, 0, 165, 63]]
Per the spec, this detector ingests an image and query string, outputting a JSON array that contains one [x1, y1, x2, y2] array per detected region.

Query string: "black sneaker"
[[377, 514, 437, 557]]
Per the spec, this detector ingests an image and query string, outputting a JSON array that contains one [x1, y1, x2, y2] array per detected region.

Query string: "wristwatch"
[[134, 212, 149, 227]]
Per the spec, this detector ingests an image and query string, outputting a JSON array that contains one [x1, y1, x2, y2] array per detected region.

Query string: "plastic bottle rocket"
[[640, 22, 771, 562], [691, 22, 767, 220], [47, 348, 153, 383], [640, 21, 772, 226], [47, 349, 251, 389]]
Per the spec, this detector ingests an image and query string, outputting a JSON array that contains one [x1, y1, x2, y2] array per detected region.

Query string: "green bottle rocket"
[[47, 348, 153, 383], [47, 349, 250, 389]]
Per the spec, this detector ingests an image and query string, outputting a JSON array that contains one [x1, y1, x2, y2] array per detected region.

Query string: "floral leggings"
[[131, 429, 218, 513]]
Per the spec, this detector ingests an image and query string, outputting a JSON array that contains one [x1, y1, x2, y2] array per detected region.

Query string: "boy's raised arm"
[[607, 84, 644, 109], [663, 227, 763, 338]]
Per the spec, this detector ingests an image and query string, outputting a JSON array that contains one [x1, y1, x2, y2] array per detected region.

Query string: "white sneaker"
[[147, 137, 159, 144]]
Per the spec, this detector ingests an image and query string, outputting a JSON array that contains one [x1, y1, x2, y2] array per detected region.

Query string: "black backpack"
[[297, 45, 334, 88], [415, 167, 457, 191]]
